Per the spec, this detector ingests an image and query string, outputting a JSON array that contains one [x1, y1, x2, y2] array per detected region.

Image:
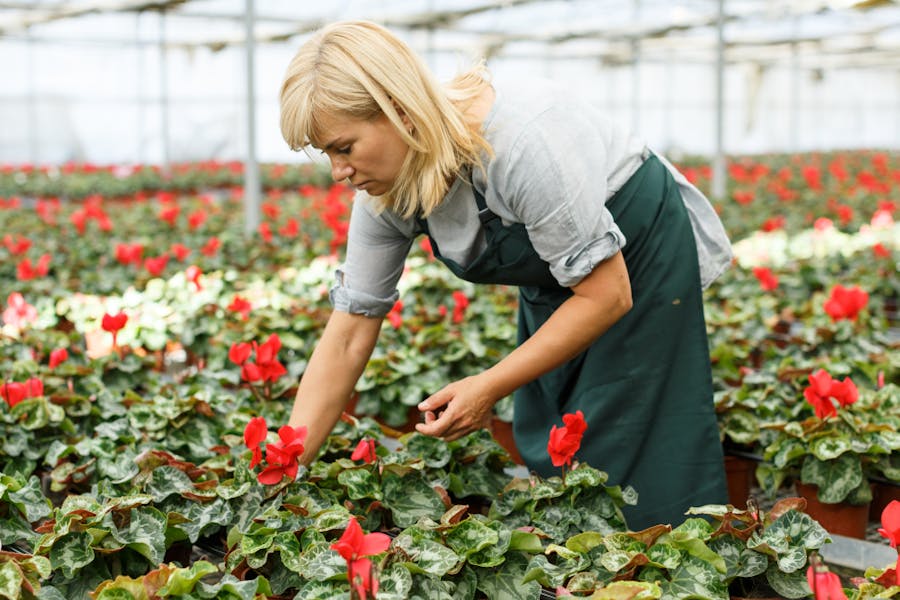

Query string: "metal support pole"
[[158, 11, 171, 170], [243, 0, 261, 235], [789, 14, 800, 150], [711, 0, 727, 200], [136, 12, 144, 164], [25, 26, 38, 164]]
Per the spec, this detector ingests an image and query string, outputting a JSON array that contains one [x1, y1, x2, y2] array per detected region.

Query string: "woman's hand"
[[415, 375, 496, 441]]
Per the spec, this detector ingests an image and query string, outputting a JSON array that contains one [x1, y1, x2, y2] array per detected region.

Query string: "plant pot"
[[490, 417, 524, 465], [795, 481, 870, 539], [870, 480, 900, 521], [724, 455, 757, 509]]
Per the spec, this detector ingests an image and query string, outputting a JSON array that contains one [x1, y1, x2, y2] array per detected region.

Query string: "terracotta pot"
[[724, 455, 756, 509], [870, 481, 900, 521], [795, 481, 870, 539], [490, 418, 525, 465]]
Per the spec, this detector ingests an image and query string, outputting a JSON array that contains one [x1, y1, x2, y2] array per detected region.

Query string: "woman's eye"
[[337, 146, 351, 155]]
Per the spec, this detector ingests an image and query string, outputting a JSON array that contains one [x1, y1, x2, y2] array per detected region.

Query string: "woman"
[[280, 20, 733, 529]]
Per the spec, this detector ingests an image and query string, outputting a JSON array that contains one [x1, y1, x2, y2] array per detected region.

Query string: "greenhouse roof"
[[2, 0, 899, 69]]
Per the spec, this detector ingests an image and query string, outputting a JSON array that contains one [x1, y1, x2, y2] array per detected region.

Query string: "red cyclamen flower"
[[257, 425, 308, 484], [547, 410, 587, 468], [751, 267, 779, 291], [331, 517, 392, 600], [806, 564, 847, 600], [351, 438, 377, 464], [1, 382, 27, 408], [49, 347, 68, 369], [243, 416, 268, 469], [227, 296, 252, 320], [803, 370, 858, 419], [101, 312, 128, 349], [823, 284, 868, 322], [228, 342, 252, 365], [878, 500, 900, 548], [144, 254, 169, 277], [451, 290, 469, 323]]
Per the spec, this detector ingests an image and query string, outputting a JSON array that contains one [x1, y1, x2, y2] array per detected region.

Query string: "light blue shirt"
[[330, 80, 732, 317]]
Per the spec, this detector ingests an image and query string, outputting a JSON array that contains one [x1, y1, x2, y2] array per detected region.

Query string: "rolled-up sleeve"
[[329, 195, 414, 317], [499, 108, 627, 288]]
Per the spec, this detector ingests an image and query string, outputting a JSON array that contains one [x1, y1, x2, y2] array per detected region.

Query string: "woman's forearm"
[[481, 251, 632, 400], [289, 311, 383, 463]]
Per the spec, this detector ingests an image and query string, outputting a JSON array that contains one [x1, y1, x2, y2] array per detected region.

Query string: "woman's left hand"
[[415, 375, 495, 441]]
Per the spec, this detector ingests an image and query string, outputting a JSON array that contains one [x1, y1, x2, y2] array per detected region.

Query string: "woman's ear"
[[391, 99, 413, 133]]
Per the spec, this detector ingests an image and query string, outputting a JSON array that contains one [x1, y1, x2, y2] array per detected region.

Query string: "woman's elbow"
[[615, 286, 633, 319]]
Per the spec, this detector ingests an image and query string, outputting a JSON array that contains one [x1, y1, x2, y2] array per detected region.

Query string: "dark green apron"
[[418, 155, 727, 529]]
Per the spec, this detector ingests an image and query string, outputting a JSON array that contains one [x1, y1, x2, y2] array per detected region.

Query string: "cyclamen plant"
[[228, 333, 288, 401], [803, 369, 858, 419], [330, 516, 391, 600], [243, 416, 308, 484], [547, 410, 587, 481]]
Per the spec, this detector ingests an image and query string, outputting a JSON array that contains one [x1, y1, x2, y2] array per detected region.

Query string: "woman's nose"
[[330, 156, 354, 182]]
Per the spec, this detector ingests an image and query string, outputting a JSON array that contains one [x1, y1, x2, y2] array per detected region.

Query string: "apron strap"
[[473, 187, 501, 229]]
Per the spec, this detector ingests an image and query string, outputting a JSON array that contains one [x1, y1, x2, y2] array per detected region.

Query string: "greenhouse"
[[0, 1, 899, 599]]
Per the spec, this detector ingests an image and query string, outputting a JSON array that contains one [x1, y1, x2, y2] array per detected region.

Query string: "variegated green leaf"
[[467, 521, 510, 568], [646, 542, 682, 570], [667, 529, 725, 574], [599, 549, 640, 573], [0, 561, 24, 600], [312, 506, 352, 532], [49, 530, 95, 579], [660, 554, 728, 600], [475, 552, 541, 600], [708, 536, 768, 579], [445, 518, 499, 558], [274, 531, 303, 573], [241, 526, 278, 555], [765, 562, 812, 599], [146, 466, 194, 502], [156, 560, 219, 594], [295, 541, 346, 582], [96, 450, 139, 485], [510, 529, 544, 553], [376, 563, 413, 600], [174, 497, 234, 543], [293, 579, 347, 599], [800, 454, 863, 504], [382, 472, 445, 528], [809, 436, 852, 461], [108, 506, 167, 565], [565, 531, 604, 554], [196, 573, 272, 599], [748, 510, 829, 557], [393, 534, 460, 576], [337, 467, 382, 500], [8, 475, 51, 523], [565, 465, 608, 488]]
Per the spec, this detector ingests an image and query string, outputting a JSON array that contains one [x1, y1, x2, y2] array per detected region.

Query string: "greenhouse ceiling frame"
[[2, 0, 899, 225]]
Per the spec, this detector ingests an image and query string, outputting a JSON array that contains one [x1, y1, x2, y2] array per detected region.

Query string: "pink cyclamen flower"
[[2, 293, 38, 329]]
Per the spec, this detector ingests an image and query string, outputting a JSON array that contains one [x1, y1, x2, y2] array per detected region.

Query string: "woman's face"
[[314, 111, 410, 196]]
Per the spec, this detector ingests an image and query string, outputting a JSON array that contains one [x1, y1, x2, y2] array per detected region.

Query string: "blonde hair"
[[280, 20, 493, 218]]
